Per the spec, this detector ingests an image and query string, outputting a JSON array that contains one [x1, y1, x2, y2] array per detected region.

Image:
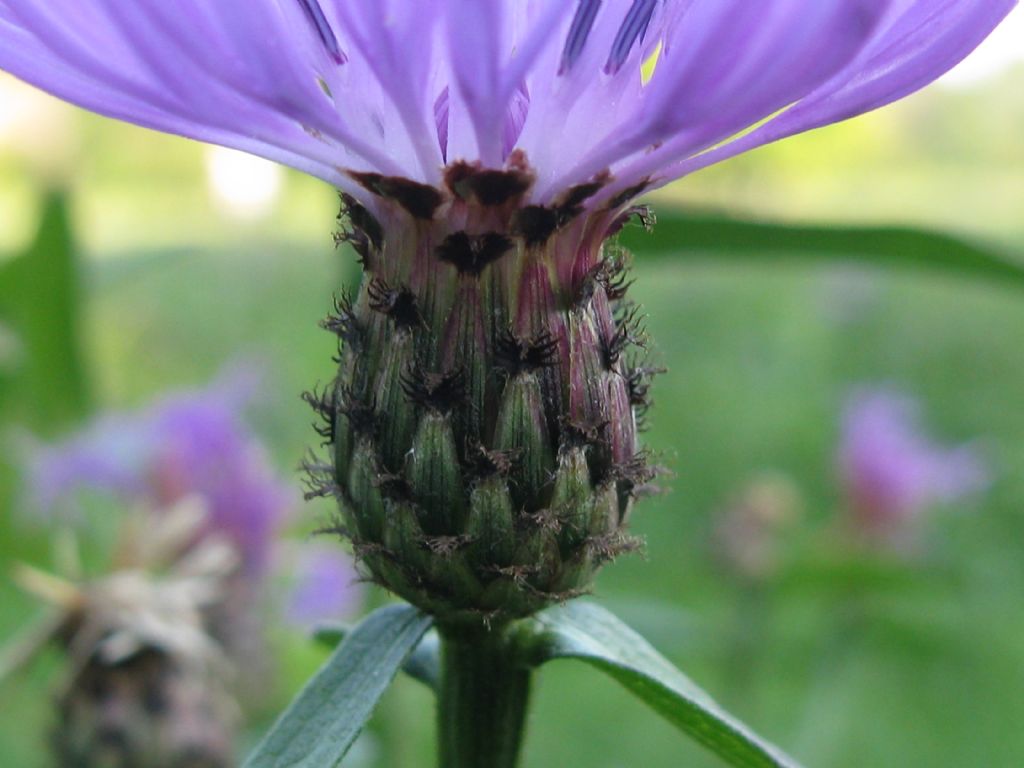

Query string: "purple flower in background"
[[12, 366, 310, 767], [27, 412, 153, 510], [838, 388, 990, 538], [284, 543, 362, 631], [25, 364, 294, 579], [0, 1, 1012, 211]]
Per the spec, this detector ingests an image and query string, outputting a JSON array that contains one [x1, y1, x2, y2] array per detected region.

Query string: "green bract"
[[306, 163, 662, 624]]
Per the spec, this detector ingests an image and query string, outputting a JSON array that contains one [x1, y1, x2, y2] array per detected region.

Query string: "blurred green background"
[[2, 30, 1024, 768]]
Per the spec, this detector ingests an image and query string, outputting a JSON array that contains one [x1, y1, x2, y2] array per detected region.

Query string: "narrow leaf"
[[621, 209, 1024, 287], [313, 623, 441, 692], [245, 604, 432, 768], [515, 601, 801, 768]]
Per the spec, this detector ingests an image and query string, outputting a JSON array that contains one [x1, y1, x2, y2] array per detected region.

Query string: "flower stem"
[[437, 623, 531, 768]]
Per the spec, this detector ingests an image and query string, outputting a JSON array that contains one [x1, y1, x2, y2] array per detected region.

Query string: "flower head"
[[838, 387, 990, 538]]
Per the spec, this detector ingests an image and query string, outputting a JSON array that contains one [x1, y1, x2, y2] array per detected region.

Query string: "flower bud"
[[55, 649, 235, 768], [310, 163, 661, 624]]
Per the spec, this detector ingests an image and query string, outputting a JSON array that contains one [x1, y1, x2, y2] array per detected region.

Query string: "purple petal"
[[604, 0, 658, 75], [561, 0, 604, 74], [0, 0, 403, 188], [0, 0, 1014, 207], [445, 0, 506, 165], [296, 0, 346, 65], [146, 386, 295, 578], [328, 1, 445, 178], [643, 0, 1016, 189], [564, 0, 894, 197], [444, 0, 573, 167], [24, 414, 152, 518]]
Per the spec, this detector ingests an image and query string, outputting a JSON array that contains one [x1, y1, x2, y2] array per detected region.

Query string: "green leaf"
[[244, 604, 432, 768], [0, 191, 91, 432], [515, 601, 801, 768], [621, 209, 1024, 286], [313, 623, 441, 692], [0, 192, 90, 525]]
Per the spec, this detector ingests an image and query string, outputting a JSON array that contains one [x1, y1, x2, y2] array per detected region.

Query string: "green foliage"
[[623, 210, 1024, 287], [515, 601, 800, 768], [0, 191, 90, 432], [0, 192, 90, 613], [317, 600, 800, 768], [243, 605, 432, 768], [315, 624, 441, 693]]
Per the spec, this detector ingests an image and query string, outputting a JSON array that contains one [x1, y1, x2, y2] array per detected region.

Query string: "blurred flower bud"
[[12, 499, 239, 768], [56, 648, 234, 768], [713, 474, 803, 583]]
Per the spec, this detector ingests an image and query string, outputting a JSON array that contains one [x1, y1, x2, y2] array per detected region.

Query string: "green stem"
[[437, 623, 531, 768]]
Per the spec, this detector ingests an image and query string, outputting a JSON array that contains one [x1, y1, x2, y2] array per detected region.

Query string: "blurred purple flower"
[[25, 363, 294, 579], [838, 388, 990, 537], [0, 2, 1012, 212], [284, 543, 362, 631]]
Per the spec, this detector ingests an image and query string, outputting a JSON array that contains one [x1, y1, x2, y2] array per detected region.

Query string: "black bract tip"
[[351, 172, 444, 220], [444, 161, 535, 207], [401, 366, 468, 413], [513, 205, 561, 246], [367, 278, 424, 329], [436, 231, 514, 276], [495, 328, 560, 376]]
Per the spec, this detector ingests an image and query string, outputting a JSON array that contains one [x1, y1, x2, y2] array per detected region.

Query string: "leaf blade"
[[621, 209, 1024, 287], [517, 601, 801, 768], [313, 623, 441, 693], [244, 604, 432, 768]]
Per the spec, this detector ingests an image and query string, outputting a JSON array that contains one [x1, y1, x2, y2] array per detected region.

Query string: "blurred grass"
[[4, 221, 1024, 766]]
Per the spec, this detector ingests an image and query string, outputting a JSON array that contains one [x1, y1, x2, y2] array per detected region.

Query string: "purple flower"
[[0, 2, 1012, 212], [838, 388, 990, 537], [24, 364, 295, 579], [284, 543, 362, 631]]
